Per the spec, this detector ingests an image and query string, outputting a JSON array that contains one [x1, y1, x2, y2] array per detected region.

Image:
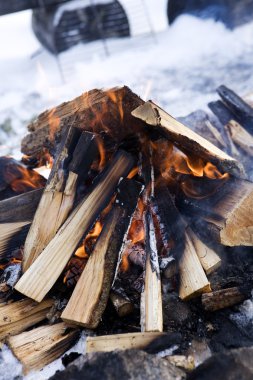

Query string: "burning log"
[[7, 323, 79, 374], [188, 230, 221, 275], [86, 332, 165, 353], [179, 230, 211, 300], [15, 150, 134, 302], [141, 209, 163, 332], [217, 85, 253, 134], [22, 129, 97, 272], [0, 156, 46, 200], [21, 86, 144, 157], [201, 285, 252, 312], [61, 179, 142, 328], [190, 178, 253, 246], [132, 101, 243, 178], [226, 120, 253, 156], [110, 291, 134, 317], [0, 189, 43, 260], [0, 298, 54, 341]]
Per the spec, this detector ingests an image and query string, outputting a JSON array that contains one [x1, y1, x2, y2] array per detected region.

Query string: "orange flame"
[[127, 167, 138, 179], [48, 108, 60, 142], [106, 90, 124, 122], [97, 138, 106, 171], [10, 166, 45, 193]]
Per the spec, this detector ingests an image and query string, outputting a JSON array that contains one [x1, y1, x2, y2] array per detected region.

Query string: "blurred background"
[[0, 0, 253, 156]]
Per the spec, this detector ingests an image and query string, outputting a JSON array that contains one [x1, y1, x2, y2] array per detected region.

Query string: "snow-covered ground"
[[1, 9, 253, 380], [1, 10, 253, 156]]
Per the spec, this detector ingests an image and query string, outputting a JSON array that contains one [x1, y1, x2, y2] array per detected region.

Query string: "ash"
[[230, 291, 253, 338]]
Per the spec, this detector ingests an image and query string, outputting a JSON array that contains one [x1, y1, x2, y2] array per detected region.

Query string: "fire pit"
[[0, 85, 253, 378]]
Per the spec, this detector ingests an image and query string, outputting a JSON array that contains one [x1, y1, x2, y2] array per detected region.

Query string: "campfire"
[[1, 85, 253, 375]]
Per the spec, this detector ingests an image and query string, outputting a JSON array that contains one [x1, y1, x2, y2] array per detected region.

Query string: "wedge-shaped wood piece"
[[0, 298, 53, 341], [86, 332, 165, 353], [141, 210, 163, 332], [8, 323, 79, 374], [179, 230, 211, 300], [191, 178, 253, 246], [132, 101, 243, 178], [217, 85, 253, 133], [226, 120, 253, 156], [0, 189, 43, 260], [110, 291, 134, 317], [0, 222, 30, 259], [15, 151, 134, 302], [202, 286, 252, 312], [62, 179, 142, 328], [188, 229, 221, 275], [22, 129, 97, 272]]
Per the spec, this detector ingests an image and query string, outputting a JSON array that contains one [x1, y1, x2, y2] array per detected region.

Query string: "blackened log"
[[208, 100, 235, 126], [21, 86, 144, 157], [0, 188, 43, 223], [217, 85, 253, 133], [151, 182, 186, 262]]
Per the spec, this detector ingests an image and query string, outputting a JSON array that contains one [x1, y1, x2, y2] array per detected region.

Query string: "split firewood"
[[21, 86, 144, 157], [180, 178, 253, 246], [132, 101, 243, 178], [86, 332, 165, 353], [0, 188, 43, 260], [110, 291, 134, 317], [217, 85, 253, 134], [179, 230, 211, 300], [202, 286, 252, 312], [226, 120, 253, 156], [22, 130, 97, 272], [15, 150, 134, 302], [61, 179, 142, 328], [204, 120, 226, 149], [7, 323, 79, 374], [0, 298, 54, 341], [188, 229, 221, 275], [208, 100, 235, 126], [141, 209, 163, 332]]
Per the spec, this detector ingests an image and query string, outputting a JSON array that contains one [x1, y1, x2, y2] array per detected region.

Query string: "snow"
[[1, 11, 253, 156], [1, 8, 253, 379]]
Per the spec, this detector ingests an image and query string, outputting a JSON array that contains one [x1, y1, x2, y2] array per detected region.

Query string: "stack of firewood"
[[0, 85, 253, 375]]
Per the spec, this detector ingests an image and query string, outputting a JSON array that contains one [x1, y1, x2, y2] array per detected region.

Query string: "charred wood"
[[61, 179, 142, 328], [202, 285, 252, 312], [132, 101, 243, 178], [217, 85, 253, 134], [21, 86, 144, 157]]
